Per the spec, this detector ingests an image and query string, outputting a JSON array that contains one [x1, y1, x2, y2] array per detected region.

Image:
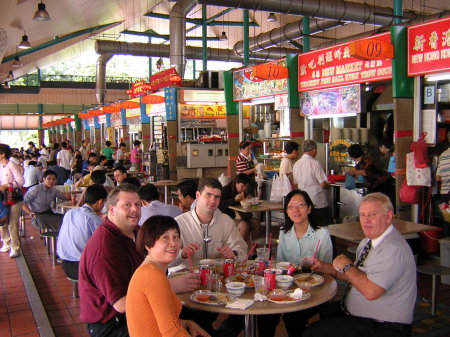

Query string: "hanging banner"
[[233, 59, 288, 101], [127, 81, 153, 98], [150, 68, 182, 92], [407, 17, 450, 77], [180, 104, 226, 119], [298, 32, 392, 92]]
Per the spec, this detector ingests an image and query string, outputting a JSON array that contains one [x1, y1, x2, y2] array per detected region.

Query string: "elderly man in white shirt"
[[174, 177, 247, 266]]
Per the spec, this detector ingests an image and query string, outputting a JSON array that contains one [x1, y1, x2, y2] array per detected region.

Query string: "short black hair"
[[136, 216, 180, 256], [285, 141, 299, 154], [0, 144, 12, 160], [347, 144, 364, 159], [99, 155, 107, 162], [235, 173, 250, 185], [139, 184, 159, 202], [198, 177, 222, 193], [105, 141, 112, 147], [133, 140, 141, 147], [85, 184, 108, 204], [88, 153, 98, 159], [119, 142, 126, 147], [61, 141, 68, 148], [177, 180, 197, 199], [43, 170, 57, 179], [378, 138, 393, 149], [239, 140, 252, 150], [91, 170, 106, 185], [122, 177, 141, 188], [113, 165, 127, 174], [28, 160, 37, 166]]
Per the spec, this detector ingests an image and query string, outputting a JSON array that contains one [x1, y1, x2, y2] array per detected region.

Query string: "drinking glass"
[[301, 257, 313, 273], [256, 248, 270, 262], [253, 275, 269, 295]]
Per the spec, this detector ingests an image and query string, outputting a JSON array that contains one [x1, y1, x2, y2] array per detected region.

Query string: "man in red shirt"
[[78, 184, 143, 337]]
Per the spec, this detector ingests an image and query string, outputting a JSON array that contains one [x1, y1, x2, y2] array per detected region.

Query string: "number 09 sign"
[[349, 39, 394, 60]]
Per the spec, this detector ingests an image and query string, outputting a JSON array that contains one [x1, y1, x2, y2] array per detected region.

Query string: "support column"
[[164, 88, 178, 181], [74, 115, 82, 149], [83, 119, 91, 145], [140, 102, 151, 151], [286, 53, 304, 145], [37, 115, 44, 147], [55, 126, 61, 144], [243, 10, 249, 66], [94, 117, 101, 153], [120, 109, 131, 151], [391, 24, 414, 220], [224, 71, 240, 179]]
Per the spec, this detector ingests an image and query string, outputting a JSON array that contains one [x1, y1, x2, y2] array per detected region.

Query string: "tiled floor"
[[1, 219, 450, 337]]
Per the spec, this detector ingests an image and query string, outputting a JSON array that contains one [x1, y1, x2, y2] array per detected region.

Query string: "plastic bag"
[[406, 152, 431, 187], [270, 174, 292, 202], [400, 179, 419, 204], [410, 132, 429, 168]]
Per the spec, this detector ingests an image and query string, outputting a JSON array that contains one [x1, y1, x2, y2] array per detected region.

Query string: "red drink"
[[199, 265, 210, 286], [264, 268, 276, 290], [255, 259, 266, 275], [223, 259, 235, 278]]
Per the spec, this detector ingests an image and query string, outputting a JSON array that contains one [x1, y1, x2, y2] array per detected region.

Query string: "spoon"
[[203, 235, 212, 259]]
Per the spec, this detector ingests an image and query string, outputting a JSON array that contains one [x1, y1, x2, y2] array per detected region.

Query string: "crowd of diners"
[[0, 140, 416, 337]]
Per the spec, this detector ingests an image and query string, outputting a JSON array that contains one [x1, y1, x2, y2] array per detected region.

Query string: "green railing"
[[9, 74, 143, 86]]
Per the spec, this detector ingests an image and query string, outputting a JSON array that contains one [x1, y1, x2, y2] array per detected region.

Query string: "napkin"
[[254, 293, 267, 302], [226, 299, 254, 310]]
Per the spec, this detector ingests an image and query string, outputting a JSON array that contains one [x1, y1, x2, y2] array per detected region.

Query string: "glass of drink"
[[301, 257, 313, 273], [256, 248, 270, 262], [253, 275, 269, 295]]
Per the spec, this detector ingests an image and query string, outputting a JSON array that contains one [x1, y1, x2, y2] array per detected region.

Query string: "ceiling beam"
[[121, 30, 221, 41], [145, 12, 258, 27]]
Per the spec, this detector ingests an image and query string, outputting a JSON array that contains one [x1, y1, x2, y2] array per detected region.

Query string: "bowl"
[[240, 200, 251, 208], [269, 288, 286, 300], [199, 259, 216, 267], [276, 261, 290, 271], [276, 275, 294, 289], [225, 281, 246, 296]]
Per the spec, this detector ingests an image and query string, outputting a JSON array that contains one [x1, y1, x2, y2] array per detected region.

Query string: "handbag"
[[400, 179, 419, 204], [406, 152, 431, 187], [3, 183, 24, 206], [410, 132, 430, 168]]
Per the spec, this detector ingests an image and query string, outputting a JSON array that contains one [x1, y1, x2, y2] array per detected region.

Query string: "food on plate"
[[294, 273, 324, 287], [226, 273, 255, 287], [191, 292, 234, 305]]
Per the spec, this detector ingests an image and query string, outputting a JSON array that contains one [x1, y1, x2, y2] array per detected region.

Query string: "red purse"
[[399, 179, 419, 204]]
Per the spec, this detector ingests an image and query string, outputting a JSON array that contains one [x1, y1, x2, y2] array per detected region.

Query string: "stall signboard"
[[180, 104, 226, 119], [150, 68, 182, 92], [300, 84, 361, 117], [98, 115, 107, 124], [329, 139, 352, 163], [165, 88, 177, 121], [233, 59, 288, 101], [146, 103, 166, 116], [274, 94, 289, 110], [407, 17, 450, 76], [126, 108, 141, 119], [180, 89, 224, 103], [127, 81, 152, 98], [298, 32, 392, 92]]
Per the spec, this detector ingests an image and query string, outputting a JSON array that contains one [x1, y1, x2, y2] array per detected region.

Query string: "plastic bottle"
[[64, 178, 73, 192]]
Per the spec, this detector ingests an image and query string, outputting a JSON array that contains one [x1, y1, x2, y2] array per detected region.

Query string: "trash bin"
[[440, 238, 450, 285]]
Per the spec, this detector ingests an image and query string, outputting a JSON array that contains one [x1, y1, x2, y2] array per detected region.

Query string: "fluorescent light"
[[308, 113, 357, 119], [251, 97, 275, 105], [184, 101, 224, 105], [425, 72, 450, 82]]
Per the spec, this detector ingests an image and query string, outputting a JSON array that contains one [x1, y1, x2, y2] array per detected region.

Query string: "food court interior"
[[1, 0, 450, 336]]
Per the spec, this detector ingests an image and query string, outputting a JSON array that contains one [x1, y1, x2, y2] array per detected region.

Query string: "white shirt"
[[139, 200, 182, 226], [279, 157, 294, 176], [24, 165, 42, 188], [57, 149, 72, 170], [173, 208, 247, 266], [115, 149, 124, 163], [293, 153, 328, 208], [79, 146, 88, 161]]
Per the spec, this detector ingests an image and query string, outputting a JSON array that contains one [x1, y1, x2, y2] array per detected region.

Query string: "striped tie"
[[341, 240, 372, 314]]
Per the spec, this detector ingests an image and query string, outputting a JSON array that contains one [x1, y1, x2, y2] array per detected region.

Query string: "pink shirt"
[[130, 147, 141, 164], [0, 161, 25, 187]]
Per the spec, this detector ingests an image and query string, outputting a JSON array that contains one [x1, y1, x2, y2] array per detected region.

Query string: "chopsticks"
[[245, 242, 257, 260], [187, 252, 194, 273], [312, 239, 321, 260]]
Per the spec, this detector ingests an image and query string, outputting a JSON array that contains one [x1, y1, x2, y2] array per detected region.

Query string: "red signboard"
[[407, 17, 450, 77], [127, 81, 152, 98], [298, 32, 392, 92], [150, 67, 182, 92]]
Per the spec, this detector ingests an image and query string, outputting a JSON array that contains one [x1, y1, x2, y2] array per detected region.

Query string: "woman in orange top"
[[126, 216, 210, 337]]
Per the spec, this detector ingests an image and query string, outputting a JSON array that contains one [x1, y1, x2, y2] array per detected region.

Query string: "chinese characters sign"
[[233, 59, 288, 101], [180, 105, 226, 119], [298, 32, 392, 92], [407, 17, 450, 76]]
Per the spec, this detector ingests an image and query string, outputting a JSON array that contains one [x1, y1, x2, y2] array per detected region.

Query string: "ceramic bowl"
[[240, 200, 251, 208], [276, 275, 294, 289], [225, 281, 246, 296]]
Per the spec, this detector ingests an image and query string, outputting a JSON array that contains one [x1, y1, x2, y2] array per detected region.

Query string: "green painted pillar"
[[302, 16, 310, 52], [243, 10, 249, 66], [224, 71, 240, 178], [202, 5, 208, 71], [391, 26, 413, 98]]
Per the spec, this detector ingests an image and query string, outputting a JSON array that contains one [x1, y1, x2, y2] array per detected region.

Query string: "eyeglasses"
[[286, 203, 308, 210]]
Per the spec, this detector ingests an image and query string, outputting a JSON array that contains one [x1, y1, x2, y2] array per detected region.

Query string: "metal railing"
[[9, 74, 144, 86]]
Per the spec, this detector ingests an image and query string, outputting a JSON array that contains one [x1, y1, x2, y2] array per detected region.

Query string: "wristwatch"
[[343, 264, 353, 273]]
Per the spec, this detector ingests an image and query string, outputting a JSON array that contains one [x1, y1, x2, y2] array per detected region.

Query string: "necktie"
[[341, 240, 372, 314]]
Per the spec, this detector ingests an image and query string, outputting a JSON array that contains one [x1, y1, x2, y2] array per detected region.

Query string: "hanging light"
[[33, 1, 51, 21], [220, 31, 228, 41], [267, 13, 277, 22], [6, 71, 14, 81], [18, 34, 31, 49], [11, 56, 22, 68]]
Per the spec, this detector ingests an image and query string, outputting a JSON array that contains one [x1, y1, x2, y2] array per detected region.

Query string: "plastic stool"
[[417, 264, 450, 316], [40, 231, 59, 265], [68, 277, 79, 298]]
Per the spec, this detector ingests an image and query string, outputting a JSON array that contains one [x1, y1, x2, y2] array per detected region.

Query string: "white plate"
[[190, 292, 237, 306], [267, 291, 310, 304], [293, 274, 324, 287]]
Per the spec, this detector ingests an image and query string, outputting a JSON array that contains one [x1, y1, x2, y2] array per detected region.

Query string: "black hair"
[[85, 184, 108, 204], [347, 144, 364, 159], [285, 141, 299, 154], [91, 170, 106, 185], [43, 170, 57, 179], [239, 140, 252, 150], [122, 177, 141, 188], [136, 216, 180, 256], [0, 144, 12, 160], [282, 189, 317, 232], [378, 138, 393, 149], [61, 142, 68, 149], [99, 155, 107, 162], [198, 177, 222, 193], [88, 153, 98, 159], [119, 142, 126, 147], [47, 160, 56, 166], [139, 184, 159, 202], [235, 173, 250, 185], [105, 141, 112, 147], [28, 160, 37, 166], [113, 165, 127, 174], [53, 143, 59, 149], [133, 140, 141, 147], [177, 180, 197, 199]]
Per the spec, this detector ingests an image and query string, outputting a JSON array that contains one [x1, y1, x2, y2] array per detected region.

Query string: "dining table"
[[228, 201, 283, 244], [327, 218, 440, 242], [55, 200, 78, 214], [153, 180, 181, 203], [177, 273, 337, 337]]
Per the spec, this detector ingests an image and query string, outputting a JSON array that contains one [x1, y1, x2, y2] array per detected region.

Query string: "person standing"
[[0, 144, 25, 258], [279, 141, 299, 185], [79, 140, 90, 161], [236, 140, 257, 196], [130, 140, 142, 171], [304, 193, 416, 337], [293, 140, 332, 226], [114, 142, 127, 167], [102, 141, 115, 167], [57, 141, 73, 176]]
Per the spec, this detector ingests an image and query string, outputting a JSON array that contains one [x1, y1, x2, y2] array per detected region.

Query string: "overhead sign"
[[150, 68, 182, 92], [127, 81, 152, 98], [407, 17, 450, 77], [180, 89, 225, 103], [233, 59, 288, 101], [252, 63, 289, 80], [349, 39, 394, 60], [180, 104, 226, 119], [298, 32, 392, 92]]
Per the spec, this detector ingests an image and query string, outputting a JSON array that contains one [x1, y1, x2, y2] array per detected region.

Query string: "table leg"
[[244, 314, 256, 337], [164, 186, 168, 203], [265, 210, 271, 245], [431, 274, 437, 316]]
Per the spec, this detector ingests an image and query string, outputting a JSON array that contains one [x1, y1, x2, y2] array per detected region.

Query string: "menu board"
[[407, 17, 450, 76], [300, 85, 361, 117], [298, 32, 392, 92], [233, 59, 288, 101]]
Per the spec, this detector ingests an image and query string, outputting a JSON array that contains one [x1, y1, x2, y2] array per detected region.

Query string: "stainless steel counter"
[[326, 183, 367, 223]]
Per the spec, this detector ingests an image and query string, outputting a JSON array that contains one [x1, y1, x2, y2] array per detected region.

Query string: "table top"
[[56, 200, 78, 210], [177, 273, 337, 316], [153, 180, 181, 187], [228, 201, 283, 213], [327, 219, 440, 242]]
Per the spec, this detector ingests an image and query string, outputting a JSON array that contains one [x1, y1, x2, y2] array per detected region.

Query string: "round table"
[[56, 200, 78, 214], [177, 273, 338, 337]]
